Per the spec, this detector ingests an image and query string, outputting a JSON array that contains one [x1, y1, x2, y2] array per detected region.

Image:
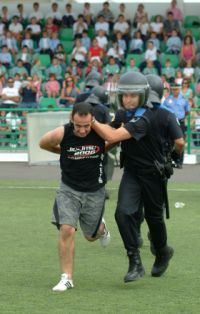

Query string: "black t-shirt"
[[21, 87, 37, 103], [121, 108, 183, 169], [60, 123, 106, 192]]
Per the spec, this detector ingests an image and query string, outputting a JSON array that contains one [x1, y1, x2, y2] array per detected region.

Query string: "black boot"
[[151, 246, 174, 277], [124, 250, 145, 283]]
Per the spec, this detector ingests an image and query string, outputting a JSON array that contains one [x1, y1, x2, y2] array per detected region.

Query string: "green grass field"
[[0, 179, 200, 314]]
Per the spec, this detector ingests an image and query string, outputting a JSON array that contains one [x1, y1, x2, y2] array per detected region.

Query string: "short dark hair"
[[72, 102, 93, 118]]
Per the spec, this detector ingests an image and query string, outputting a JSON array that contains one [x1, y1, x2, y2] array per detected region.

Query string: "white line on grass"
[[0, 186, 200, 192]]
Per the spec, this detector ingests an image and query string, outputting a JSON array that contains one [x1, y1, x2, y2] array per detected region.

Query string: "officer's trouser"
[[115, 168, 167, 254]]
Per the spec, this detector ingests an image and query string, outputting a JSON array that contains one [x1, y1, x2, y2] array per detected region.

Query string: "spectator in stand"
[[32, 74, 42, 101], [133, 3, 148, 28], [116, 31, 127, 56], [180, 35, 196, 67], [73, 14, 88, 39], [13, 73, 22, 91], [2, 31, 18, 56], [163, 11, 180, 37], [1, 6, 10, 29], [46, 2, 62, 26], [139, 40, 161, 75], [183, 60, 195, 81], [62, 3, 76, 28], [8, 15, 23, 42], [10, 59, 28, 80], [31, 59, 45, 81], [103, 56, 120, 77], [45, 73, 60, 98], [83, 2, 94, 26], [54, 44, 67, 72], [19, 76, 38, 108], [129, 31, 143, 54], [166, 29, 182, 54], [175, 69, 184, 86], [95, 15, 109, 36], [149, 31, 161, 52], [95, 29, 108, 50], [166, 0, 183, 22], [0, 62, 7, 80], [143, 60, 158, 75], [1, 77, 21, 108], [149, 15, 164, 40], [38, 31, 51, 55], [16, 3, 27, 26], [81, 30, 91, 50], [49, 32, 60, 55], [66, 58, 82, 80], [97, 1, 115, 31], [26, 17, 41, 44], [71, 38, 87, 68], [44, 17, 59, 37], [161, 74, 171, 89], [180, 79, 193, 100], [0, 46, 12, 69], [137, 16, 150, 43], [0, 17, 5, 39], [126, 57, 140, 73], [29, 2, 44, 24], [107, 40, 124, 68], [85, 59, 102, 77], [21, 31, 34, 53], [88, 38, 104, 64], [47, 57, 63, 82], [117, 3, 131, 25], [59, 75, 80, 108], [161, 87, 170, 104], [113, 14, 130, 45], [162, 59, 175, 83]]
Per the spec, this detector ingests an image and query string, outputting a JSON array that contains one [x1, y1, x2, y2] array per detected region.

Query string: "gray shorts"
[[52, 181, 106, 237]]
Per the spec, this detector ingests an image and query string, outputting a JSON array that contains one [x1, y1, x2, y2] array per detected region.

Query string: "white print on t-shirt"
[[67, 145, 100, 159]]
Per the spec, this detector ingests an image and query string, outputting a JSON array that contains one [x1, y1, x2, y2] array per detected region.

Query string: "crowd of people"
[[0, 0, 200, 148]]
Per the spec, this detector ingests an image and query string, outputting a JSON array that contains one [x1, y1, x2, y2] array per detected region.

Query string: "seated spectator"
[[62, 3, 76, 28], [13, 73, 22, 90], [163, 11, 180, 37], [16, 46, 32, 75], [21, 31, 34, 53], [166, 0, 183, 22], [133, 3, 148, 28], [45, 73, 60, 98], [161, 87, 170, 104], [95, 15, 109, 36], [32, 74, 42, 101], [180, 79, 193, 100], [81, 30, 91, 50], [103, 56, 120, 77], [166, 29, 182, 54], [71, 38, 87, 68], [129, 31, 143, 54], [26, 17, 41, 44], [49, 32, 60, 55], [1, 77, 21, 108], [46, 2, 62, 26], [54, 44, 67, 71], [180, 35, 196, 67], [149, 15, 164, 40], [85, 58, 102, 77], [16, 3, 27, 26], [38, 31, 51, 55], [162, 59, 175, 82], [139, 40, 161, 75], [183, 60, 195, 81], [10, 59, 28, 80], [31, 59, 45, 81], [0, 63, 7, 80], [174, 68, 183, 85], [149, 31, 160, 52], [29, 2, 44, 24], [59, 75, 80, 108], [143, 60, 158, 75], [137, 16, 150, 42], [1, 6, 10, 29], [95, 30, 108, 50], [73, 14, 88, 39], [97, 1, 115, 30], [106, 40, 124, 68], [44, 17, 59, 37], [161, 74, 171, 89], [116, 31, 127, 56], [83, 2, 94, 26], [88, 38, 104, 63], [47, 57, 63, 82], [126, 58, 140, 73], [2, 31, 18, 56], [0, 46, 12, 69], [8, 15, 23, 42], [66, 58, 82, 80], [19, 76, 38, 108], [113, 14, 129, 45], [117, 3, 130, 25]]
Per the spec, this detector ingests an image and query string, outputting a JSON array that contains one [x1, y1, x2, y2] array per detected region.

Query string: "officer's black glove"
[[171, 150, 181, 164]]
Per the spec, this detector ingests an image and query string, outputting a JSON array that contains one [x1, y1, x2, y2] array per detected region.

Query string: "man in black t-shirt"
[[92, 72, 184, 283], [39, 102, 110, 292]]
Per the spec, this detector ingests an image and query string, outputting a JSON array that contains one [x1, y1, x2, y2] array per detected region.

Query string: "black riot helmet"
[[92, 86, 108, 104], [85, 72, 103, 89], [116, 72, 150, 108], [145, 74, 164, 100]]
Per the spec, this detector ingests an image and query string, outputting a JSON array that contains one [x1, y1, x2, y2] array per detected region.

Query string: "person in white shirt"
[[95, 15, 109, 36], [29, 2, 44, 23], [139, 40, 161, 75], [46, 2, 62, 26], [71, 38, 87, 67], [113, 14, 130, 46], [26, 17, 41, 43], [150, 15, 164, 40], [73, 14, 88, 39], [8, 16, 23, 41], [1, 78, 21, 108], [62, 3, 76, 28], [95, 30, 108, 50]]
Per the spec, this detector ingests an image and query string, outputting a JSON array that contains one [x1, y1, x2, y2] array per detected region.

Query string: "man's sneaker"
[[124, 250, 145, 283], [52, 273, 74, 291], [151, 246, 174, 277], [99, 218, 110, 248]]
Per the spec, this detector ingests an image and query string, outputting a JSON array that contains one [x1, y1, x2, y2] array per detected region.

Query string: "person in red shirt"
[[88, 38, 104, 64]]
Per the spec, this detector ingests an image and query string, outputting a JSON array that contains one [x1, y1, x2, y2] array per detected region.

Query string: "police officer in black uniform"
[[91, 72, 184, 282]]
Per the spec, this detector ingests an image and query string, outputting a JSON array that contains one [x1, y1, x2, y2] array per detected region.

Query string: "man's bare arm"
[[39, 126, 64, 154]]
